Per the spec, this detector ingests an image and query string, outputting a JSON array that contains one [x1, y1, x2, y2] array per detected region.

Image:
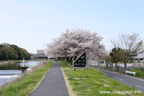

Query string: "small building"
[[88, 57, 106, 67], [37, 50, 45, 55], [135, 54, 144, 63], [31, 54, 48, 59], [30, 50, 48, 60]]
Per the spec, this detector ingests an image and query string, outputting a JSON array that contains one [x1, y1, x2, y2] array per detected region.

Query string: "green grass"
[[59, 60, 69, 66], [59, 60, 144, 96], [0, 60, 52, 96]]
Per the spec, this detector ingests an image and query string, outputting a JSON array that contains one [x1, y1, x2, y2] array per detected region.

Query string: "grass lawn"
[[59, 60, 144, 96], [0, 60, 52, 96]]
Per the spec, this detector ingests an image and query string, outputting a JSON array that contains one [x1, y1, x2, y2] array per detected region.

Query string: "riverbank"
[[60, 61, 144, 96], [0, 60, 52, 96], [0, 59, 45, 65], [0, 60, 22, 65]]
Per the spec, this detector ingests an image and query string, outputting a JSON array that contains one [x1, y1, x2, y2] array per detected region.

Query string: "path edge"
[[28, 63, 52, 95], [61, 67, 77, 96]]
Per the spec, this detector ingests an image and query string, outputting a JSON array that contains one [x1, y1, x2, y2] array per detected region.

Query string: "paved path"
[[95, 68, 144, 92], [29, 61, 69, 96]]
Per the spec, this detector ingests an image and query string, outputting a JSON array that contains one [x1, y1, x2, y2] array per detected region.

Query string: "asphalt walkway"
[[29, 61, 69, 96]]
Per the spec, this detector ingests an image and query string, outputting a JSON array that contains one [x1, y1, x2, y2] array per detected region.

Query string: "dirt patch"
[[74, 78, 85, 80], [94, 80, 109, 87], [101, 79, 109, 83], [64, 68, 73, 70]]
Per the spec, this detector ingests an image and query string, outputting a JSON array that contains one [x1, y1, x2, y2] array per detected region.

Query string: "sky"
[[0, 0, 144, 53]]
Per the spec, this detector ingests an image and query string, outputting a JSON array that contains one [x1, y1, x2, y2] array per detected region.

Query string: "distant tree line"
[[0, 43, 30, 60]]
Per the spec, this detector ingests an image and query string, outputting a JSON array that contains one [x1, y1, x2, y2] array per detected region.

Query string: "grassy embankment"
[[0, 60, 52, 96], [0, 60, 22, 65], [59, 61, 144, 96]]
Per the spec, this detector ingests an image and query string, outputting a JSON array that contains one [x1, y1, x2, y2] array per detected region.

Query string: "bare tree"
[[111, 33, 144, 70]]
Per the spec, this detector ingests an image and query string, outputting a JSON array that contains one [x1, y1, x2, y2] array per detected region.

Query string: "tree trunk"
[[124, 52, 127, 70], [124, 63, 127, 70], [106, 62, 109, 67], [110, 63, 113, 69], [115, 63, 118, 71]]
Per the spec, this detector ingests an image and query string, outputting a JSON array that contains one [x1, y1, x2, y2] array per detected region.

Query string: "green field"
[[59, 61, 144, 96], [0, 60, 52, 96]]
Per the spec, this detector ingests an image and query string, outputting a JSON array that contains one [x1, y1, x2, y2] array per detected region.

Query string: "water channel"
[[0, 60, 44, 87]]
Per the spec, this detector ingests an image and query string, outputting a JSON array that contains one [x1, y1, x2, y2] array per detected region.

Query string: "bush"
[[140, 67, 144, 72], [130, 68, 143, 77], [136, 71, 142, 77]]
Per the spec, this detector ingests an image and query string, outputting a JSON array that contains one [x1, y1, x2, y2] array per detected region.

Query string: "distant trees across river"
[[0, 43, 30, 60]]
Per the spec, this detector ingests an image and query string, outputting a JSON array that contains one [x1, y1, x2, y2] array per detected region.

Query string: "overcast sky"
[[0, 0, 144, 53]]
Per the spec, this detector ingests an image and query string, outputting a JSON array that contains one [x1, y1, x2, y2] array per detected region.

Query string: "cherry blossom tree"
[[46, 29, 106, 63]]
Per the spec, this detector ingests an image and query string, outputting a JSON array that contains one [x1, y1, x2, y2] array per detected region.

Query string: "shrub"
[[135, 71, 142, 77], [130, 68, 143, 77]]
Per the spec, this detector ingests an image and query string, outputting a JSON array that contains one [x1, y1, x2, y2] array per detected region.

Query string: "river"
[[0, 60, 44, 87]]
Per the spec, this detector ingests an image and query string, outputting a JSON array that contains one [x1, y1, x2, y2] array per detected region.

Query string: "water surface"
[[0, 60, 44, 87]]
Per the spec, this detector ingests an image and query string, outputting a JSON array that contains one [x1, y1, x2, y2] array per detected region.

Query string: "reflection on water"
[[0, 61, 43, 70], [0, 60, 44, 87], [20, 61, 43, 68], [0, 63, 21, 70]]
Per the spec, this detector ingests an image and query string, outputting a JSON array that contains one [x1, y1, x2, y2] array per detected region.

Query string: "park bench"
[[125, 70, 136, 76]]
